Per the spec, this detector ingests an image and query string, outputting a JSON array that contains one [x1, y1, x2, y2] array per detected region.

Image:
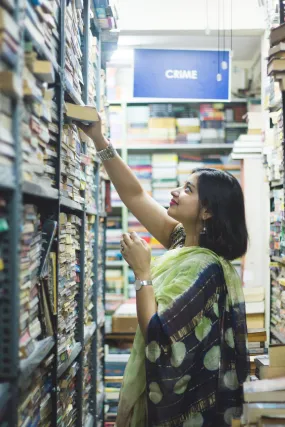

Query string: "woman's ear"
[[201, 209, 212, 221]]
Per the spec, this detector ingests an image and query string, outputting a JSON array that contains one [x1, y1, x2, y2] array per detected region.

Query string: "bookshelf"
[[0, 0, 118, 425], [263, 0, 285, 346]]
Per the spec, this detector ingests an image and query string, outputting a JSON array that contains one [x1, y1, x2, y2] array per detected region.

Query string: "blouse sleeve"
[[145, 262, 227, 427]]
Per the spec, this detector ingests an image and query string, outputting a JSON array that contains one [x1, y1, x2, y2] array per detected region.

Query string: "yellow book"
[[33, 60, 55, 84], [65, 103, 99, 124]]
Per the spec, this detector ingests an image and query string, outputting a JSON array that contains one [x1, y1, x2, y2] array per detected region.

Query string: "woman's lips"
[[170, 199, 178, 206]]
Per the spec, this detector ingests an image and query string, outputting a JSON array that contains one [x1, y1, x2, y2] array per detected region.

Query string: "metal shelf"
[[61, 196, 84, 212], [108, 98, 249, 105], [23, 181, 59, 200], [116, 143, 234, 152], [19, 337, 55, 383], [0, 383, 10, 414], [57, 342, 82, 378], [86, 205, 98, 215]]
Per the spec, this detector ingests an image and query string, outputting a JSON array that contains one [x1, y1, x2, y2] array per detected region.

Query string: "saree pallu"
[[116, 246, 249, 427]]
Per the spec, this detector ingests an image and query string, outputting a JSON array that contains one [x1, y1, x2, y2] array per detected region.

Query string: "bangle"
[[96, 143, 118, 162]]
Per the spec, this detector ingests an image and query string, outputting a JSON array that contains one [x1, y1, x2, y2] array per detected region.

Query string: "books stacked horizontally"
[[106, 216, 122, 262], [97, 218, 105, 326], [127, 105, 149, 144], [109, 105, 123, 145], [88, 33, 99, 106], [84, 214, 96, 326], [0, 198, 8, 290], [268, 24, 285, 92], [245, 287, 265, 330], [96, 327, 104, 418], [176, 117, 201, 143], [57, 362, 79, 426], [128, 213, 151, 243], [93, 0, 119, 30], [248, 328, 267, 375], [255, 344, 285, 380], [57, 212, 81, 368], [61, 124, 85, 207], [242, 377, 285, 425], [19, 205, 42, 359], [152, 154, 178, 206], [22, 48, 59, 188], [105, 286, 125, 333], [65, 0, 83, 102], [148, 116, 176, 144], [200, 104, 225, 143], [224, 103, 247, 144], [18, 355, 54, 426], [82, 340, 92, 425], [105, 348, 130, 426], [128, 154, 152, 196]]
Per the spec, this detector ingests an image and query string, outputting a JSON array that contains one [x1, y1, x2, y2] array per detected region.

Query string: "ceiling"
[[114, 0, 265, 62]]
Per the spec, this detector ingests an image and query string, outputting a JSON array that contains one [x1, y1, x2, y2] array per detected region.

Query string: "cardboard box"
[[112, 315, 138, 333]]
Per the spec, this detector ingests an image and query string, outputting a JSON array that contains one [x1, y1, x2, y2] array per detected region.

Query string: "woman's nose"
[[171, 188, 180, 197]]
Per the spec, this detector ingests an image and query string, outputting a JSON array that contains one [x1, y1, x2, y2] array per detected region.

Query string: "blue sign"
[[133, 49, 231, 101]]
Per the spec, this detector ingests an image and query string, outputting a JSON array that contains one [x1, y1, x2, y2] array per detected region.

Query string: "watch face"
[[135, 281, 141, 291]]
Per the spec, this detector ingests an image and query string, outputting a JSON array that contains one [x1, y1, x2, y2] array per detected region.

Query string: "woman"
[[78, 118, 249, 427]]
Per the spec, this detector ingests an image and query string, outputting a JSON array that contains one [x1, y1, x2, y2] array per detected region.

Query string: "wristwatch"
[[135, 279, 153, 292]]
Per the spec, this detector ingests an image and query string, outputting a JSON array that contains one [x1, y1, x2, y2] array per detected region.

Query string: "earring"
[[200, 220, 207, 235]]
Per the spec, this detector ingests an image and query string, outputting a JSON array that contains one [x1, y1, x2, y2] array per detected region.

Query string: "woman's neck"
[[184, 228, 200, 248]]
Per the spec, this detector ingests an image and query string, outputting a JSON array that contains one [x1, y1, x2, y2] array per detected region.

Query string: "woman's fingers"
[[122, 233, 132, 247], [130, 231, 140, 243]]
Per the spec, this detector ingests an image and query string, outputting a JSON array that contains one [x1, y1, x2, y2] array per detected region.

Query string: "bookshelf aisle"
[[0, 0, 118, 425]]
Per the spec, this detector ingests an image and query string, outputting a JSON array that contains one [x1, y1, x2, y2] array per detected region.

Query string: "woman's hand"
[[121, 232, 152, 280], [75, 114, 106, 147]]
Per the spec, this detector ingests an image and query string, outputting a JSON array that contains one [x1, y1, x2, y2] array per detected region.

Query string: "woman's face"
[[168, 173, 202, 226]]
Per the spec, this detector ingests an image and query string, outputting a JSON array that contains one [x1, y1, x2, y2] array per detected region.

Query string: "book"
[[270, 23, 285, 48], [269, 345, 285, 367], [248, 328, 267, 342], [33, 60, 55, 84], [268, 58, 285, 76], [243, 404, 285, 424], [0, 7, 19, 43], [65, 103, 99, 124]]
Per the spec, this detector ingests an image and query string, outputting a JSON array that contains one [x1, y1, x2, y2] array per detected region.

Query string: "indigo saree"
[[116, 225, 249, 427]]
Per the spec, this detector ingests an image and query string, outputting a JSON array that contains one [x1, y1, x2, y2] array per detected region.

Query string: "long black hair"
[[193, 168, 248, 261]]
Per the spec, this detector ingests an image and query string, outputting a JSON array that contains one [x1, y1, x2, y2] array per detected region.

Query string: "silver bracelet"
[[96, 143, 118, 162]]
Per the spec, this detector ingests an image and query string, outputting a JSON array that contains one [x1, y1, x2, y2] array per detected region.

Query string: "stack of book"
[[97, 218, 105, 326], [96, 328, 104, 419], [200, 104, 225, 143], [57, 212, 81, 368], [255, 344, 285, 380], [248, 328, 267, 375], [242, 377, 285, 425], [18, 357, 54, 426], [19, 204, 42, 359], [24, 0, 59, 65], [22, 48, 59, 187], [148, 116, 176, 143], [82, 340, 92, 425], [152, 154, 178, 206], [109, 105, 123, 145], [268, 25, 285, 92], [0, 197, 8, 282], [93, 0, 118, 30], [245, 287, 265, 330], [88, 33, 99, 106], [105, 349, 130, 426], [65, 0, 83, 102], [84, 214, 96, 326], [105, 276, 125, 333], [176, 117, 201, 143], [0, 7, 20, 176], [270, 260, 285, 341], [57, 362, 79, 426], [61, 124, 85, 207], [128, 213, 151, 243], [80, 129, 97, 210], [106, 216, 122, 262], [127, 105, 149, 144], [128, 154, 152, 195]]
